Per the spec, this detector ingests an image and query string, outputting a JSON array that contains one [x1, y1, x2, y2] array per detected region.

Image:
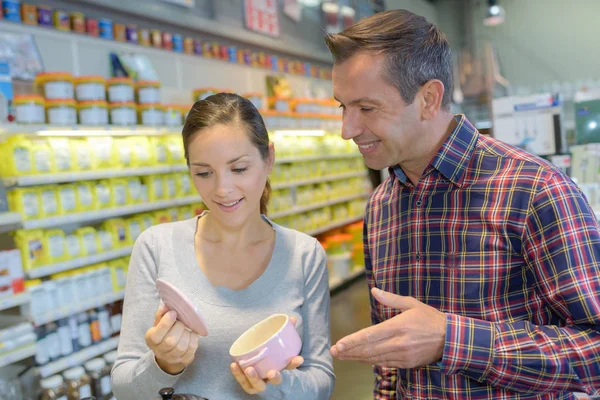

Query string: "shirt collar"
[[391, 115, 479, 187]]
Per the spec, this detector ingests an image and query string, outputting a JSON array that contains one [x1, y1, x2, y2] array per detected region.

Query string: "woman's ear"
[[267, 142, 275, 173]]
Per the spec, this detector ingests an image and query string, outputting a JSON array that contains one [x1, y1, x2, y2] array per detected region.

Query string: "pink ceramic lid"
[[156, 279, 208, 336]]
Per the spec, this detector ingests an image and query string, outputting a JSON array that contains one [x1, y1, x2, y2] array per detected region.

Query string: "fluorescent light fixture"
[[274, 129, 326, 137], [588, 121, 598, 130]]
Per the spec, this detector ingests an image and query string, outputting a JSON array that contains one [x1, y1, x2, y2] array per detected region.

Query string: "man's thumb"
[[371, 287, 420, 311]]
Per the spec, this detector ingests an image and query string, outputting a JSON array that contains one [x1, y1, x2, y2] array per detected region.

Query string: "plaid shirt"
[[364, 115, 600, 399]]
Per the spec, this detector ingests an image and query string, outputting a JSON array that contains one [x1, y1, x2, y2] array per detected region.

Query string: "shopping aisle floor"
[[330, 278, 374, 400]]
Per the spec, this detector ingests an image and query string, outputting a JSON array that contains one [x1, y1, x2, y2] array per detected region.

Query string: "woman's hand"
[[145, 305, 199, 375], [230, 317, 304, 394]]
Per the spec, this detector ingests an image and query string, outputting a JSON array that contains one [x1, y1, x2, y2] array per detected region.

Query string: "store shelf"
[[271, 193, 369, 220], [0, 212, 22, 233], [272, 171, 368, 190], [329, 268, 366, 293], [0, 343, 37, 369], [0, 124, 181, 137], [276, 153, 362, 164], [307, 216, 364, 237], [4, 165, 189, 187], [27, 247, 133, 279], [21, 195, 201, 230], [32, 290, 125, 326], [0, 292, 30, 312], [38, 336, 120, 378]]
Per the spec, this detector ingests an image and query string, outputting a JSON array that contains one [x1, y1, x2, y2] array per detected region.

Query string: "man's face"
[[333, 52, 423, 170]]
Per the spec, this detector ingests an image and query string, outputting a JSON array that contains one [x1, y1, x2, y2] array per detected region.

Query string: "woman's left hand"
[[230, 317, 304, 394]]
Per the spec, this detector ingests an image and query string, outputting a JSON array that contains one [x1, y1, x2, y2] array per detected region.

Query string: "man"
[[326, 9, 600, 400]]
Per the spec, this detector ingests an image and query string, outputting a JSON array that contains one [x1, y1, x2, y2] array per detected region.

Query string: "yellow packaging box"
[[71, 138, 92, 171], [165, 136, 185, 165], [31, 138, 55, 174], [142, 175, 166, 202], [176, 173, 192, 196], [102, 218, 128, 248], [164, 174, 177, 199], [44, 229, 67, 264], [138, 213, 155, 232], [64, 232, 83, 259], [153, 210, 171, 225], [47, 137, 74, 172], [76, 182, 96, 212], [109, 178, 130, 207], [39, 186, 59, 218], [108, 258, 128, 291], [149, 136, 169, 165], [87, 137, 116, 169], [56, 184, 79, 214], [130, 136, 151, 167], [125, 217, 143, 245], [178, 206, 193, 221], [13, 229, 48, 269], [0, 135, 33, 176], [97, 228, 114, 252], [126, 177, 143, 204], [75, 227, 99, 256], [93, 180, 112, 210], [9, 188, 41, 220], [114, 137, 134, 168]]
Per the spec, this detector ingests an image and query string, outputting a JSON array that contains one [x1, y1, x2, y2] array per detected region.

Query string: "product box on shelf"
[[0, 249, 24, 299]]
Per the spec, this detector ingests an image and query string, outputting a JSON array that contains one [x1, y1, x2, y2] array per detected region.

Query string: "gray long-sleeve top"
[[112, 214, 335, 400]]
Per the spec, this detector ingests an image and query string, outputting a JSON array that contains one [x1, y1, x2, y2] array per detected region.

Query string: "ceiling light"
[[483, 0, 505, 26]]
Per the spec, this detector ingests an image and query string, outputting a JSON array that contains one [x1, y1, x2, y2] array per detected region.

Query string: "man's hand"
[[330, 287, 447, 369]]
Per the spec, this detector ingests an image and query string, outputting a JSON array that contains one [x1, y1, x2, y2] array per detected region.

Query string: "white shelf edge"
[[38, 336, 120, 378], [0, 212, 22, 233], [28, 247, 134, 279], [306, 215, 364, 237], [276, 153, 362, 164], [21, 196, 201, 230], [0, 343, 37, 369], [0, 292, 30, 312], [32, 291, 126, 326], [270, 192, 369, 220], [329, 268, 365, 292], [0, 123, 182, 136], [272, 171, 368, 190], [4, 165, 189, 187]]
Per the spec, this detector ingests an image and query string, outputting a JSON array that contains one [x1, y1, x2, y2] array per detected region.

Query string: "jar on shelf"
[[78, 101, 109, 126], [106, 78, 134, 103], [35, 72, 74, 100], [163, 104, 183, 126], [46, 99, 77, 125], [64, 366, 93, 400], [138, 104, 164, 126], [192, 87, 218, 101], [109, 102, 136, 126], [75, 76, 106, 102], [136, 80, 161, 104], [40, 375, 68, 400], [14, 95, 45, 124], [84, 358, 112, 400]]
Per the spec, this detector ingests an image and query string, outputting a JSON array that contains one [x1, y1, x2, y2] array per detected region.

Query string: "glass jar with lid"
[[64, 366, 92, 400], [84, 358, 112, 400], [40, 375, 68, 400]]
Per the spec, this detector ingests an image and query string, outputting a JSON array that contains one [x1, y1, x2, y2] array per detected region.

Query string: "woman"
[[112, 93, 335, 399]]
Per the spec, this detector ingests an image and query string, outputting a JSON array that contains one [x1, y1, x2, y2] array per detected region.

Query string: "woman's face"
[[187, 123, 274, 227]]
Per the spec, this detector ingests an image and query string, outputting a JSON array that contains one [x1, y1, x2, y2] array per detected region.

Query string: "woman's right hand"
[[145, 305, 199, 375]]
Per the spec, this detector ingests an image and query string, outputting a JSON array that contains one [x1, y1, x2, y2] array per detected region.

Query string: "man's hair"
[[325, 9, 453, 109]]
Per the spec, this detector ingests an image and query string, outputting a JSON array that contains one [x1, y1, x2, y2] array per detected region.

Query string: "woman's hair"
[[182, 93, 271, 214]]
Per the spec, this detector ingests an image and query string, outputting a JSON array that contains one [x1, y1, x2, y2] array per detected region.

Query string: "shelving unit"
[[271, 193, 369, 220], [32, 291, 125, 326], [0, 212, 22, 234], [4, 165, 189, 187], [22, 195, 201, 230], [0, 343, 37, 369], [38, 336, 120, 378], [0, 292, 30, 312], [307, 215, 363, 237], [272, 171, 368, 190], [329, 268, 366, 293], [27, 247, 133, 279]]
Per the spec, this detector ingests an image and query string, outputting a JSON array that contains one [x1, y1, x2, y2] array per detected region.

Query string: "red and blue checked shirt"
[[364, 115, 600, 399]]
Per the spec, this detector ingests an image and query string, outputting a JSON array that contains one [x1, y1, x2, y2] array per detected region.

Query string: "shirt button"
[[416, 199, 422, 207], [416, 253, 421, 261]]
